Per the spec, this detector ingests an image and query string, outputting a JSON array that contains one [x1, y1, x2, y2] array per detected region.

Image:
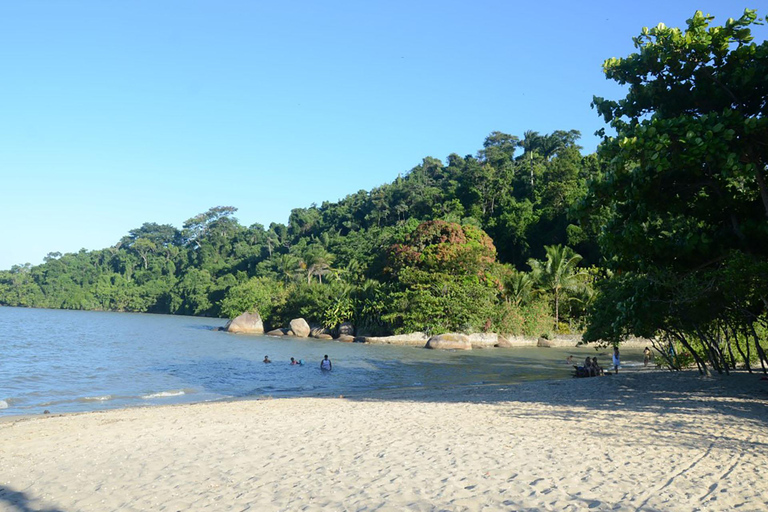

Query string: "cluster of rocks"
[[224, 311, 357, 342], [223, 310, 590, 349]]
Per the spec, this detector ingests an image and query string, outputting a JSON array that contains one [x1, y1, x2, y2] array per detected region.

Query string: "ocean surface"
[[0, 307, 644, 416]]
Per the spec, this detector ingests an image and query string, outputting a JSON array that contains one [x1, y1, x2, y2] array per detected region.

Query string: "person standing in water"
[[320, 355, 332, 371]]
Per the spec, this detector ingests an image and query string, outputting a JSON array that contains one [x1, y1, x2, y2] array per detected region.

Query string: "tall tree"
[[528, 245, 584, 330], [585, 9, 768, 372]]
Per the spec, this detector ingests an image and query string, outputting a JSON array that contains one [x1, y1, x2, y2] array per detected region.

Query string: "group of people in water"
[[262, 355, 333, 371]]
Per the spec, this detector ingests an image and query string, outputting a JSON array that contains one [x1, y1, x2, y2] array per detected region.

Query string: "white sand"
[[1, 371, 767, 511]]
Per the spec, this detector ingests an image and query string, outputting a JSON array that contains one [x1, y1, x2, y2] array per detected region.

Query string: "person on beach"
[[263, 356, 271, 363], [612, 347, 620, 374], [643, 347, 652, 367], [592, 357, 604, 376], [320, 355, 332, 371], [566, 355, 574, 365], [290, 357, 299, 365]]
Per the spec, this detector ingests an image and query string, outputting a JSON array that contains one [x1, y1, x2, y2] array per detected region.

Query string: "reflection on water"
[[0, 307, 642, 415]]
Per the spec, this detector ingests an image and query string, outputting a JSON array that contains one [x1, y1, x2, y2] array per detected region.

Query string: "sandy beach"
[[1, 371, 766, 512]]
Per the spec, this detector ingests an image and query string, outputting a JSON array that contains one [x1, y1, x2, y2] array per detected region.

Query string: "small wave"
[[80, 395, 113, 402], [0, 400, 8, 409], [142, 390, 186, 399]]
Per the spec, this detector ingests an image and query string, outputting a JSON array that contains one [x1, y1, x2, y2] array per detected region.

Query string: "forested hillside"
[[3, 9, 766, 376], [0, 129, 600, 337]]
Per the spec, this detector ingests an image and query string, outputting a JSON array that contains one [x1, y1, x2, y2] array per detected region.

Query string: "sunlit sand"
[[1, 371, 766, 511]]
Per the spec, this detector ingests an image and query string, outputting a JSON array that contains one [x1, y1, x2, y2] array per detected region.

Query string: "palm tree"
[[518, 130, 542, 188], [273, 254, 300, 284], [301, 246, 334, 284], [528, 245, 585, 331], [503, 270, 535, 307]]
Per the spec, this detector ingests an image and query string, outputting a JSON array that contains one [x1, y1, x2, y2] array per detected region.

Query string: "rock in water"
[[425, 333, 472, 350], [338, 322, 355, 336], [224, 311, 264, 334], [289, 318, 311, 338], [537, 337, 554, 348]]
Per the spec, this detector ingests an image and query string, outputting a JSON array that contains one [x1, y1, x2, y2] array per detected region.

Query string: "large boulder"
[[537, 337, 554, 348], [426, 333, 472, 350], [224, 311, 264, 334], [495, 335, 513, 348], [289, 318, 311, 338], [338, 322, 355, 336], [310, 326, 331, 338], [467, 333, 498, 349], [360, 332, 430, 346], [337, 334, 355, 343]]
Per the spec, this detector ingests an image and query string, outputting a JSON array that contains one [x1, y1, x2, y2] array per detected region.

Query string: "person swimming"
[[290, 357, 298, 365], [263, 355, 271, 363], [320, 355, 332, 371]]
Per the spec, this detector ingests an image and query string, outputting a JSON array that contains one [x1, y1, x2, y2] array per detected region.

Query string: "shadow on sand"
[[0, 486, 66, 512]]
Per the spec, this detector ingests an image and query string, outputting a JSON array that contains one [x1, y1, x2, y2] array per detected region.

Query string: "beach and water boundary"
[[2, 307, 767, 510], [1, 307, 647, 417], [1, 370, 766, 511]]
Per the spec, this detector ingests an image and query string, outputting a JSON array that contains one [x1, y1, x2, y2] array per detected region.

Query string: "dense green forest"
[[0, 127, 598, 337], [2, 9, 766, 374]]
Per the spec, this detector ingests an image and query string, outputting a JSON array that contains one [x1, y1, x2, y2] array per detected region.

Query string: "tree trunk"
[[748, 323, 768, 374], [727, 320, 751, 373], [671, 327, 708, 375]]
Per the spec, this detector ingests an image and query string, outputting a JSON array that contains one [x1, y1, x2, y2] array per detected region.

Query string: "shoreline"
[[2, 371, 766, 511]]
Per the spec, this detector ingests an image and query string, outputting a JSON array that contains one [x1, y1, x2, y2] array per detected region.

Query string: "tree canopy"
[[584, 9, 768, 374]]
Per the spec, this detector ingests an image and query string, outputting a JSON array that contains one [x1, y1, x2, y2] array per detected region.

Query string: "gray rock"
[[266, 328, 286, 337], [315, 334, 334, 340], [289, 318, 311, 338], [537, 337, 554, 348], [310, 326, 330, 338], [338, 322, 355, 336], [360, 332, 430, 346], [224, 311, 264, 334], [495, 335, 513, 348], [426, 333, 472, 350], [467, 333, 499, 349], [337, 334, 355, 343]]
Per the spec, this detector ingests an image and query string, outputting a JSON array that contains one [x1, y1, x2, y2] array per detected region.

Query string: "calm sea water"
[[0, 307, 643, 416]]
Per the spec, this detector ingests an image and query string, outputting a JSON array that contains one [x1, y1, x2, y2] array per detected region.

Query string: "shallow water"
[[0, 307, 642, 416]]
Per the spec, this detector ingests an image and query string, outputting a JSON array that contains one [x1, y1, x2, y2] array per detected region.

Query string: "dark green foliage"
[[585, 9, 768, 374]]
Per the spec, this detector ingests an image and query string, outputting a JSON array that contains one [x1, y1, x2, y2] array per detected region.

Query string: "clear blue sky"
[[0, 1, 763, 270]]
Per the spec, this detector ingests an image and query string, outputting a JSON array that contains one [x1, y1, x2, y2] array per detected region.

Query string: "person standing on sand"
[[612, 347, 620, 374], [320, 355, 332, 371], [643, 347, 652, 367]]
